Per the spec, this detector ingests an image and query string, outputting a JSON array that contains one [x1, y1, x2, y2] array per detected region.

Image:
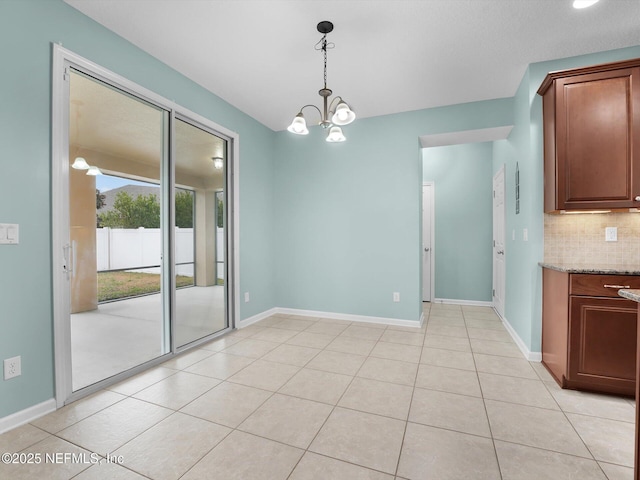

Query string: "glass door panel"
[[174, 118, 228, 347], [69, 69, 169, 390]]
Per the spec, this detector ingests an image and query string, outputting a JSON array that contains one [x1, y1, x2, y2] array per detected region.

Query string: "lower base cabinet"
[[569, 296, 637, 394], [542, 268, 638, 396]]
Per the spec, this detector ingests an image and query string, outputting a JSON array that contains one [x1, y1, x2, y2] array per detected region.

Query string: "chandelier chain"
[[315, 34, 334, 90], [323, 36, 327, 89]]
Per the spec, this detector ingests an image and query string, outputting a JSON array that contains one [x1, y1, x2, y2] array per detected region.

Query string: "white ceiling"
[[64, 0, 640, 132]]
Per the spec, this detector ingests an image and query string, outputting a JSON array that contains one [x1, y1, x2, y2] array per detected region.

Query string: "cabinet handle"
[[635, 196, 640, 201], [603, 284, 631, 289]]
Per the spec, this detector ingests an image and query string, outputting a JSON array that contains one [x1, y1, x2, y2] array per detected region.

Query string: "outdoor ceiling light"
[[212, 156, 224, 170], [71, 157, 90, 170], [287, 21, 355, 143], [573, 0, 599, 8], [72, 156, 102, 176]]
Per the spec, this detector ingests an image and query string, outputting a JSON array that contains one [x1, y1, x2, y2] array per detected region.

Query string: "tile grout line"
[[393, 305, 429, 478], [463, 307, 505, 480]]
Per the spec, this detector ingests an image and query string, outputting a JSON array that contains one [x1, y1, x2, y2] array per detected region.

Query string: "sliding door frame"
[[52, 44, 240, 407]]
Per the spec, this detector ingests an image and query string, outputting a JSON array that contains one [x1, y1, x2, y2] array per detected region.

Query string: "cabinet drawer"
[[570, 274, 640, 297]]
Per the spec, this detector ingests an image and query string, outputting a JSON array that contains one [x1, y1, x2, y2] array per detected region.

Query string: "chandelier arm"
[[299, 104, 323, 121], [328, 96, 343, 114]]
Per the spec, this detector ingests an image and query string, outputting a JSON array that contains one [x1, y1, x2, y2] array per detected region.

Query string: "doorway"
[[493, 166, 506, 318], [422, 183, 434, 302], [52, 46, 237, 405]]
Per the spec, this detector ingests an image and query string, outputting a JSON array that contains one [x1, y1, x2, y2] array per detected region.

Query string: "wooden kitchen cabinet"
[[569, 296, 636, 393], [636, 306, 640, 480], [542, 268, 639, 396], [538, 58, 640, 212]]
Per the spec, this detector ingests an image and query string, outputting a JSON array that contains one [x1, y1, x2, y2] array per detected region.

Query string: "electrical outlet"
[[244, 292, 250, 303], [4, 356, 21, 380], [605, 226, 618, 242], [523, 228, 528, 242], [393, 292, 400, 302]]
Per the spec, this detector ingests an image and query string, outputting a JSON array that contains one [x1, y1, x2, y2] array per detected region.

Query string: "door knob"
[[635, 196, 640, 201]]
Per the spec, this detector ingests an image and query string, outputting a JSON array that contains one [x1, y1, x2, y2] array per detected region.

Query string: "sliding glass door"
[[174, 119, 228, 347], [69, 69, 170, 391], [63, 66, 232, 395]]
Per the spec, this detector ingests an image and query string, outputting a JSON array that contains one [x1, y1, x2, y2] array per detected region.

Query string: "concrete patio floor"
[[71, 285, 226, 390]]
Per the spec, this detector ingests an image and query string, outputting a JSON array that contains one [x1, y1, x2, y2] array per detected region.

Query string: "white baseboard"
[[237, 307, 279, 328], [239, 307, 422, 329], [0, 398, 56, 435], [494, 308, 542, 362], [275, 307, 422, 328], [433, 298, 494, 307]]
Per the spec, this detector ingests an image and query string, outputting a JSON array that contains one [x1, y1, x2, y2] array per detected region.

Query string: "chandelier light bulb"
[[86, 166, 103, 176], [287, 113, 309, 135], [326, 126, 346, 143], [331, 101, 356, 126]]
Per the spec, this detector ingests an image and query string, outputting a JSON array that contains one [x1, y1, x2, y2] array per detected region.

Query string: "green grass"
[[98, 271, 194, 302]]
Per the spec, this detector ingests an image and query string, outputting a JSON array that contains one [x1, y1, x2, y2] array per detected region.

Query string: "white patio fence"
[[96, 227, 224, 279]]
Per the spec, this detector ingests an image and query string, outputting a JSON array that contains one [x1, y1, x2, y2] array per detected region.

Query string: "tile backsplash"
[[544, 213, 640, 265]]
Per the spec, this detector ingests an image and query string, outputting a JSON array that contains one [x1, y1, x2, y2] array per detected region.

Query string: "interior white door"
[[493, 166, 506, 318], [422, 184, 433, 302]]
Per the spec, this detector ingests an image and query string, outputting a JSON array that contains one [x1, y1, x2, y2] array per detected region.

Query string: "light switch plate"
[[0, 224, 18, 244]]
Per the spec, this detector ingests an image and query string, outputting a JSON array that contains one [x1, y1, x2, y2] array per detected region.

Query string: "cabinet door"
[[569, 296, 637, 395], [555, 67, 640, 210]]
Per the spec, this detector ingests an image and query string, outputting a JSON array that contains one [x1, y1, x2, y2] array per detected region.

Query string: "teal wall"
[[0, 0, 275, 418], [492, 70, 540, 352], [273, 100, 513, 321], [423, 143, 493, 302], [493, 45, 640, 354]]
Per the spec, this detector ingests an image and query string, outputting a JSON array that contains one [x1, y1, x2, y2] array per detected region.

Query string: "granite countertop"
[[539, 262, 640, 275], [619, 289, 640, 303]]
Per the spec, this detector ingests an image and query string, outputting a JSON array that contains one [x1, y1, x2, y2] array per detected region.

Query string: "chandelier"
[[287, 21, 356, 142]]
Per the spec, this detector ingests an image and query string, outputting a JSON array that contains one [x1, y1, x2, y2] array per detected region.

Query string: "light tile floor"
[[0, 304, 635, 479]]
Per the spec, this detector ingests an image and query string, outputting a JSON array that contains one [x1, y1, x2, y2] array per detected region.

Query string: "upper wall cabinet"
[[538, 59, 640, 212]]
